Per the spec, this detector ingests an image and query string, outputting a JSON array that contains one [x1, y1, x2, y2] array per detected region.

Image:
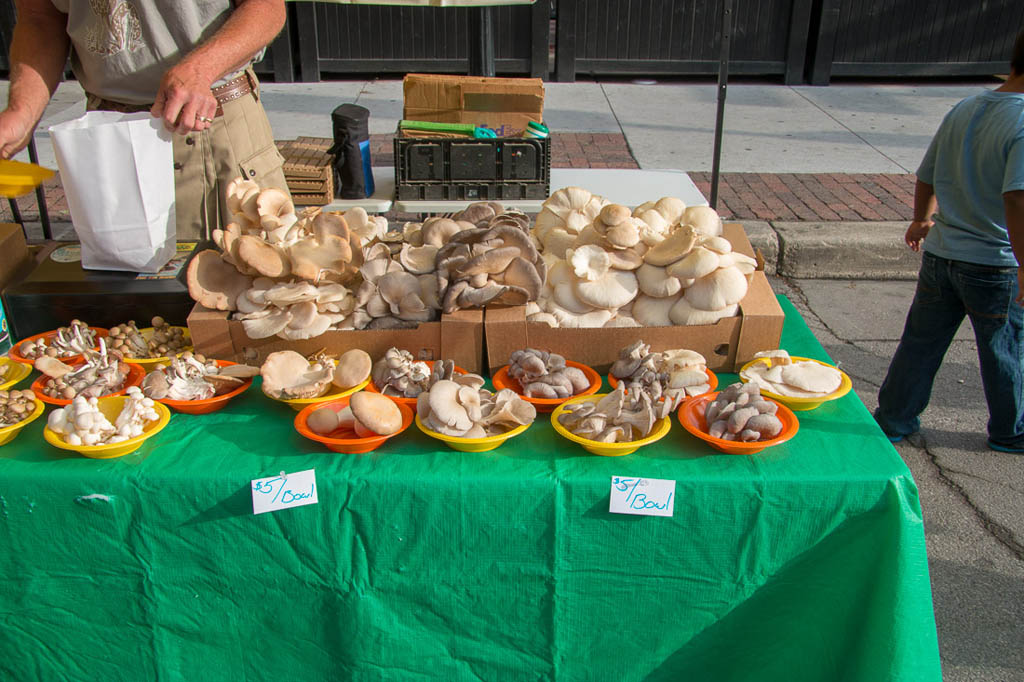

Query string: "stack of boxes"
[[276, 137, 334, 206]]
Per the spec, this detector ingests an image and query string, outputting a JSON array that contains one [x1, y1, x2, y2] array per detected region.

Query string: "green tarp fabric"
[[0, 296, 941, 681]]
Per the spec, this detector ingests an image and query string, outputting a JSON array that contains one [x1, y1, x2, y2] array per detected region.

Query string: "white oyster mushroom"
[[636, 263, 682, 298], [683, 206, 724, 238], [684, 267, 749, 311], [643, 225, 698, 266], [574, 269, 638, 310], [399, 243, 439, 275], [553, 281, 595, 314], [631, 294, 679, 327], [669, 298, 739, 325], [666, 246, 720, 280], [241, 308, 292, 339], [701, 235, 733, 254], [260, 350, 334, 400], [568, 245, 611, 281]]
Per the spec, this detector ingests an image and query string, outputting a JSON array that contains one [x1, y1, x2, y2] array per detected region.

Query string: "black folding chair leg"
[[26, 138, 52, 240]]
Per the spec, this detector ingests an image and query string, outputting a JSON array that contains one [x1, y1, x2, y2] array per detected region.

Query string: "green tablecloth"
[[0, 297, 941, 681]]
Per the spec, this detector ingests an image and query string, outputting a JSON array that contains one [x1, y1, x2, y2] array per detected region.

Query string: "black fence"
[[0, 1, 1021, 84]]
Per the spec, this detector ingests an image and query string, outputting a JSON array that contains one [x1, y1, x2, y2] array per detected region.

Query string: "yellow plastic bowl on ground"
[[122, 326, 193, 367], [551, 394, 672, 456], [0, 398, 45, 446], [415, 416, 531, 453], [43, 395, 171, 458], [264, 379, 370, 412], [738, 356, 852, 411], [0, 357, 33, 391]]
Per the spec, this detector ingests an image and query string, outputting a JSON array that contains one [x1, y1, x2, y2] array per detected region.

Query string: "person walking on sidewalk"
[[0, 0, 291, 240], [875, 28, 1024, 453]]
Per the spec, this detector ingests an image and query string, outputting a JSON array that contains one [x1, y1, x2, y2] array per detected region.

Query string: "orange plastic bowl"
[[8, 327, 109, 366], [155, 360, 253, 415], [366, 360, 468, 407], [608, 367, 718, 397], [492, 360, 601, 413], [677, 392, 799, 455], [295, 395, 414, 454], [32, 361, 145, 407]]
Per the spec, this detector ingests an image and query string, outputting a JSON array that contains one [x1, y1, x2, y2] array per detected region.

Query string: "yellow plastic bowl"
[[264, 378, 370, 412], [121, 326, 193, 366], [0, 159, 55, 198], [415, 415, 531, 452], [550, 393, 672, 456], [0, 398, 46, 446], [738, 355, 852, 411], [43, 395, 171, 458], [0, 357, 33, 390]]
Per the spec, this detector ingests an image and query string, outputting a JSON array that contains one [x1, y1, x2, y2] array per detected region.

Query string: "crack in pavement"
[[778, 276, 884, 358], [938, 465, 1024, 496], [916, 435, 1024, 562]]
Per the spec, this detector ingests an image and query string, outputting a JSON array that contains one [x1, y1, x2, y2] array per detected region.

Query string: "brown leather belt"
[[90, 71, 256, 118]]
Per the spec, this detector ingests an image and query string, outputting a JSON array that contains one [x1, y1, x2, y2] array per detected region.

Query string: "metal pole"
[[26, 138, 52, 240], [710, 0, 732, 210]]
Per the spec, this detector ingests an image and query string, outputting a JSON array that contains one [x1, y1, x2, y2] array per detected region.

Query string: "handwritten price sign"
[[609, 476, 675, 517], [252, 469, 318, 515]]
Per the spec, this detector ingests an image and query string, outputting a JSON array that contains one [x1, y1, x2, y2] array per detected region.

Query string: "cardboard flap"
[[403, 73, 544, 137]]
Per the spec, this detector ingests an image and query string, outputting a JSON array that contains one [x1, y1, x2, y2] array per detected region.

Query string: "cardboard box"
[[187, 306, 485, 373], [402, 73, 544, 138], [484, 224, 785, 375], [0, 224, 30, 290]]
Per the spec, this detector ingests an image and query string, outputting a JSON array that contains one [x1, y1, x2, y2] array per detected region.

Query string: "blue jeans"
[[876, 252, 1024, 446]]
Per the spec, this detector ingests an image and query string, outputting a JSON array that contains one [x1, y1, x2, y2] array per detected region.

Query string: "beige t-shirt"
[[51, 0, 252, 104]]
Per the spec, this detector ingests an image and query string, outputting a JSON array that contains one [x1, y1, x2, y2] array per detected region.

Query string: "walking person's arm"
[[0, 0, 71, 159], [905, 179, 936, 252], [1005, 189, 1024, 303]]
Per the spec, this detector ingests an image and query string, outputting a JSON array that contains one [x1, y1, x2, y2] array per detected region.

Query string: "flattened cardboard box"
[[188, 306, 484, 374], [0, 224, 30, 291], [403, 73, 544, 138], [484, 223, 785, 374]]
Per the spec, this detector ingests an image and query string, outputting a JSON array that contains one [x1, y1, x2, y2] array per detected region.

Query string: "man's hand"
[[905, 220, 932, 251], [0, 108, 38, 159], [151, 63, 218, 135]]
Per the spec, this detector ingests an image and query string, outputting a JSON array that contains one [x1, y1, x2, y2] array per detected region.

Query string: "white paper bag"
[[50, 111, 176, 273]]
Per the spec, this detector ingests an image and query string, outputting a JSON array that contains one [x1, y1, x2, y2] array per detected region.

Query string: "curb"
[[744, 221, 920, 281]]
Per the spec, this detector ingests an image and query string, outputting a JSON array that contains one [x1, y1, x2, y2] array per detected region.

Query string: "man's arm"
[[151, 0, 285, 135], [905, 178, 937, 252], [0, 0, 70, 159], [1004, 189, 1024, 304]]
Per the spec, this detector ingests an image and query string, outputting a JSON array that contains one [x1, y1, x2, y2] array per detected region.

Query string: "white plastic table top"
[[390, 168, 708, 214], [322, 166, 395, 213]]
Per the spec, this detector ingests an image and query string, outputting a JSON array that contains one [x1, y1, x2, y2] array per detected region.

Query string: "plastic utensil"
[[399, 119, 498, 139]]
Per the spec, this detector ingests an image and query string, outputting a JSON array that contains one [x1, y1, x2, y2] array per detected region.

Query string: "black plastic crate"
[[394, 133, 550, 202]]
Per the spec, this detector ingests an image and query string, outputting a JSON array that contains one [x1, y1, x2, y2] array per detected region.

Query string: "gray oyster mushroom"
[[557, 383, 669, 444], [703, 382, 783, 442], [371, 347, 457, 398], [418, 378, 536, 437], [506, 348, 590, 399]]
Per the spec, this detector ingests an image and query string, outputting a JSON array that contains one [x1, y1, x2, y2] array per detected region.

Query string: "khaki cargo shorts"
[[173, 71, 290, 240]]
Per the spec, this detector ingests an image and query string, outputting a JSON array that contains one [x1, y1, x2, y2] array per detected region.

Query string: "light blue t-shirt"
[[917, 90, 1024, 267]]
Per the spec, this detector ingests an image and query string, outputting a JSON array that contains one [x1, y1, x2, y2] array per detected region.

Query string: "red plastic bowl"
[[492, 360, 601, 413], [366, 359, 468, 407], [8, 327, 109, 366], [155, 360, 253, 415], [32, 361, 145, 407], [294, 395, 414, 454], [677, 392, 799, 455]]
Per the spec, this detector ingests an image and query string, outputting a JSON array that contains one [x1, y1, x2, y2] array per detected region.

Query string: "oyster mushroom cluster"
[[18, 320, 97, 360], [371, 348, 458, 398], [417, 377, 536, 437], [435, 208, 544, 313], [307, 392, 403, 438], [506, 349, 590, 399], [739, 350, 843, 398], [557, 382, 672, 443], [610, 341, 711, 402], [141, 352, 258, 401], [46, 386, 160, 446], [703, 382, 783, 442], [34, 343, 130, 401], [233, 278, 358, 340], [260, 349, 371, 400], [107, 317, 189, 359], [0, 389, 37, 427], [353, 243, 441, 330], [530, 191, 755, 328]]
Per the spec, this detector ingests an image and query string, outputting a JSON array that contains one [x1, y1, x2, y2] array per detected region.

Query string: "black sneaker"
[[987, 440, 1024, 454]]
